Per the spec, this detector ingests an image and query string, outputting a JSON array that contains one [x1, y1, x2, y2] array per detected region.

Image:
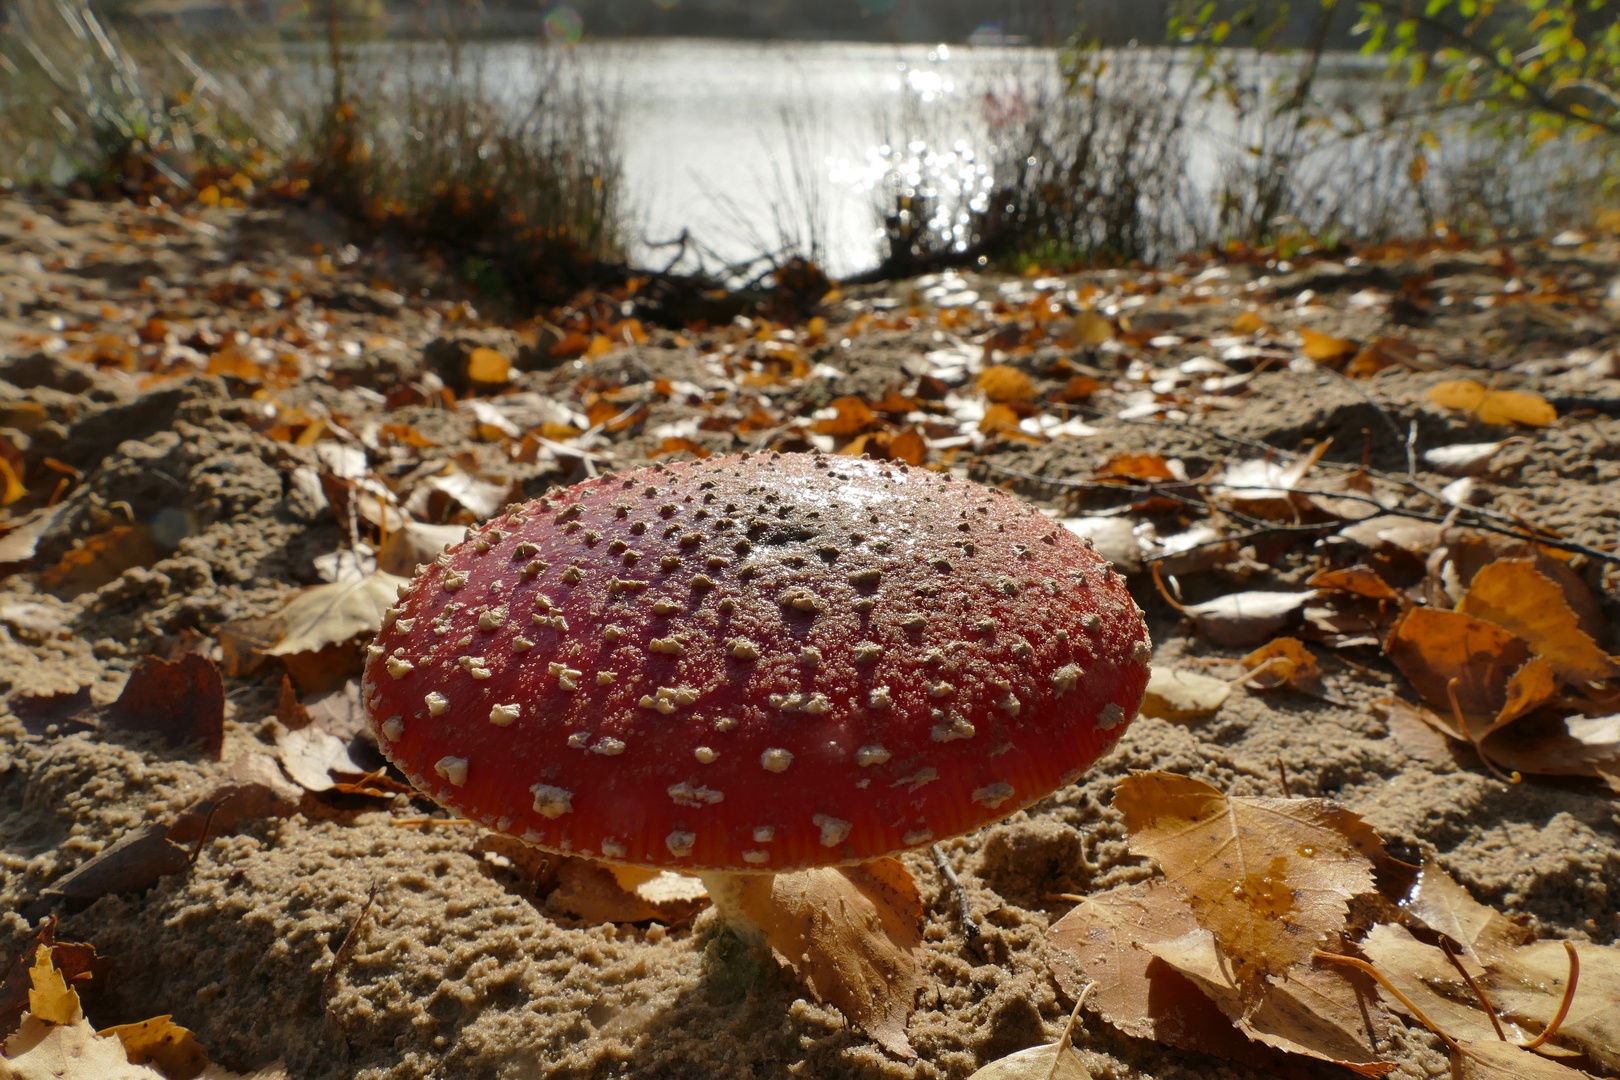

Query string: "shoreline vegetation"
[[1, 0, 1617, 318]]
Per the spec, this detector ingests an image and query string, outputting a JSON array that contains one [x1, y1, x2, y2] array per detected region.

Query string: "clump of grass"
[[0, 0, 287, 195], [861, 37, 1614, 276], [3, 0, 626, 308], [293, 32, 626, 306], [859, 45, 1203, 277]]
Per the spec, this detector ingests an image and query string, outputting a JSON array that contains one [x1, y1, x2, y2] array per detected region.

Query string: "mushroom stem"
[[697, 870, 770, 945]]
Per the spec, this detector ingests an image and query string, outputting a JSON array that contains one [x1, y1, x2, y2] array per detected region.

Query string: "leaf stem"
[[1312, 949, 1463, 1055], [1438, 938, 1506, 1041], [1518, 941, 1579, 1051]]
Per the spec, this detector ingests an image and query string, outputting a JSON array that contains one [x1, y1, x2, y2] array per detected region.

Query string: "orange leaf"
[[1384, 606, 1530, 721], [978, 403, 1030, 438], [814, 396, 876, 436], [1096, 453, 1176, 482], [1241, 636, 1325, 695], [1300, 328, 1356, 363], [1307, 565, 1400, 601], [1456, 558, 1619, 683], [1047, 882, 1277, 1067], [39, 525, 158, 599], [975, 364, 1035, 403], [1231, 310, 1267, 334], [551, 330, 592, 359], [1495, 655, 1558, 728], [465, 346, 510, 385], [736, 860, 925, 1059], [1070, 309, 1115, 345], [0, 457, 24, 506], [871, 391, 918, 415], [381, 423, 437, 448], [1114, 772, 1383, 999], [888, 428, 928, 467], [1426, 380, 1556, 426], [657, 436, 710, 459], [1053, 374, 1102, 402]]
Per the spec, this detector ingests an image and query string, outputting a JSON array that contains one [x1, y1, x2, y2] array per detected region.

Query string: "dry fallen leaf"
[[103, 654, 225, 759], [1451, 1039, 1595, 1080], [0, 950, 285, 1080], [887, 428, 928, 467], [1181, 590, 1315, 647], [976, 365, 1036, 403], [1426, 380, 1557, 427], [1, 1015, 160, 1080], [98, 1016, 207, 1080], [1365, 862, 1620, 1070], [546, 859, 709, 926], [1095, 453, 1177, 482], [966, 994, 1094, 1080], [736, 859, 925, 1060], [1456, 558, 1619, 685], [1058, 517, 1142, 574], [465, 346, 510, 386], [265, 572, 407, 660], [1046, 882, 1274, 1067], [1070, 309, 1114, 345], [1143, 929, 1391, 1076], [966, 1041, 1091, 1080], [1114, 772, 1383, 998], [814, 396, 877, 436], [1423, 440, 1520, 477], [38, 525, 158, 600], [1231, 310, 1267, 334], [376, 522, 465, 577], [23, 950, 75, 1027], [1384, 606, 1531, 721], [274, 725, 363, 793], [1237, 950, 1392, 1076], [1140, 667, 1231, 721], [0, 925, 105, 1041], [1300, 328, 1356, 364], [402, 464, 512, 521], [1401, 859, 1532, 963], [1307, 565, 1401, 601], [1241, 637, 1326, 697]]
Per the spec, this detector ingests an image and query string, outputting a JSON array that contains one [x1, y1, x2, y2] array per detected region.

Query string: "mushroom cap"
[[362, 453, 1150, 872]]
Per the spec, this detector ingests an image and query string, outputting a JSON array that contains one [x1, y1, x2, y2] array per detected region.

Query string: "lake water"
[[530, 38, 1038, 278], [345, 38, 1593, 279]]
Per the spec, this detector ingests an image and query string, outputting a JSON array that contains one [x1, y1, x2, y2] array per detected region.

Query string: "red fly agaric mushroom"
[[361, 452, 1150, 1025]]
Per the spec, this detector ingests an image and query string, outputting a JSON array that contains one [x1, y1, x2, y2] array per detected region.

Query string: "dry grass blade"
[[1114, 772, 1383, 997]]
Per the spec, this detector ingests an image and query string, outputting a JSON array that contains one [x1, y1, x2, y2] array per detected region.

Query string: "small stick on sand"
[[931, 843, 979, 941]]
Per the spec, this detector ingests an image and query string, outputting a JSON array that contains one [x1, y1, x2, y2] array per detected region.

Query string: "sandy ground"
[[1, 194, 1618, 1080]]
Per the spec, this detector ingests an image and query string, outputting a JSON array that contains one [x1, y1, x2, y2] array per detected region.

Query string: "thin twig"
[[1045, 982, 1096, 1080], [980, 459, 1619, 566], [1276, 758, 1291, 799], [324, 879, 379, 1009], [930, 843, 979, 941]]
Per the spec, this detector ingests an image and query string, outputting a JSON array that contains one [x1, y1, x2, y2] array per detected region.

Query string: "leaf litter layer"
[[1, 193, 1619, 1079]]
